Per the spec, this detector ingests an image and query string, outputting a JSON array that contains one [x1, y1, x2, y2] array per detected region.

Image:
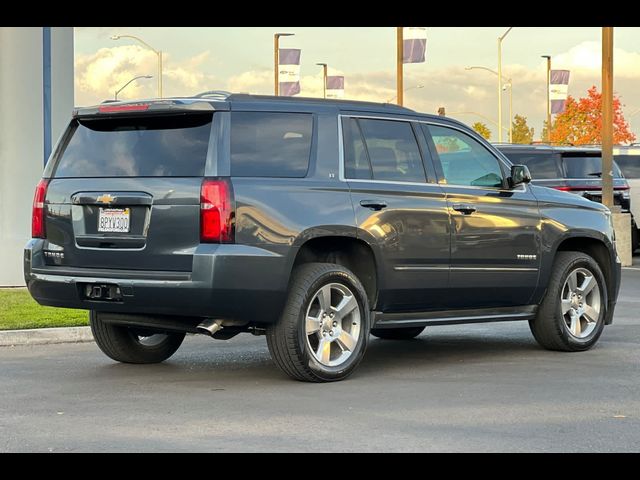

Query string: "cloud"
[[74, 41, 640, 141], [74, 46, 218, 105]]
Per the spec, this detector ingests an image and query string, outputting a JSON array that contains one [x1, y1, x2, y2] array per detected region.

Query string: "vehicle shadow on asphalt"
[[85, 329, 543, 384]]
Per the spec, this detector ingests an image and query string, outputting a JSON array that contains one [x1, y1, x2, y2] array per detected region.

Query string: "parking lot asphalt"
[[1, 266, 639, 452]]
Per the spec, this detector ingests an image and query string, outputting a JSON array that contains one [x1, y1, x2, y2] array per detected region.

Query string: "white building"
[[0, 27, 74, 285]]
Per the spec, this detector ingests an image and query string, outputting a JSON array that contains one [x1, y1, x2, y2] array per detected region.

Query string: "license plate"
[[98, 208, 130, 233]]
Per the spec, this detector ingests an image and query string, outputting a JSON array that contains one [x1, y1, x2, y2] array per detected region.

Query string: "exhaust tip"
[[197, 319, 223, 337]]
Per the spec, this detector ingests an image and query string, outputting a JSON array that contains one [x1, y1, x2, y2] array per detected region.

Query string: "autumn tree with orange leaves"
[[549, 86, 636, 145]]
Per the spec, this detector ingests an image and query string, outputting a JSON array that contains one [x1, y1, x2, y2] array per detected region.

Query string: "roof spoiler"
[[73, 98, 226, 118]]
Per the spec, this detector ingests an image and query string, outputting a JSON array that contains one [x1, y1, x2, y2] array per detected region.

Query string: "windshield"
[[52, 114, 213, 178], [562, 155, 623, 179]]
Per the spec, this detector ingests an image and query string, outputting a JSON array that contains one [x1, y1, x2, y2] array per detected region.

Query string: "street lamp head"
[[316, 63, 327, 67], [416, 85, 425, 89], [143, 75, 153, 79], [110, 35, 121, 40], [275, 32, 295, 38], [541, 55, 551, 59]]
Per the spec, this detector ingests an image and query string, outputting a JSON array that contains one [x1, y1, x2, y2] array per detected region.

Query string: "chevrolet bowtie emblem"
[[96, 194, 116, 204]]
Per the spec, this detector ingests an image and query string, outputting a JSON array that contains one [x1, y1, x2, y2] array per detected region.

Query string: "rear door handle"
[[452, 204, 477, 214], [360, 199, 388, 211]]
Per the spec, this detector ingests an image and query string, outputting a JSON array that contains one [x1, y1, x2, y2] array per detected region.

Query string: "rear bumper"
[[24, 239, 292, 325]]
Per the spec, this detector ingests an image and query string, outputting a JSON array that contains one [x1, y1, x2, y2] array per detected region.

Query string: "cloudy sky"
[[74, 27, 640, 142]]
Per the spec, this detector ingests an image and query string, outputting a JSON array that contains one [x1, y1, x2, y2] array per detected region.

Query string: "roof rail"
[[193, 90, 233, 99]]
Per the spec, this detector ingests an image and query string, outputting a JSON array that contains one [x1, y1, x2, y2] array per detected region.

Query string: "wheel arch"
[[291, 234, 381, 309], [539, 233, 616, 324]]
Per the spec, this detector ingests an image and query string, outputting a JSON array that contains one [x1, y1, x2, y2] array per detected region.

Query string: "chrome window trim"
[[338, 113, 526, 193]]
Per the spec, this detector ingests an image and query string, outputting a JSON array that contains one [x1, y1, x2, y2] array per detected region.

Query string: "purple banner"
[[279, 82, 300, 97], [550, 69, 570, 114], [279, 48, 301, 65], [403, 38, 426, 63], [326, 76, 344, 90]]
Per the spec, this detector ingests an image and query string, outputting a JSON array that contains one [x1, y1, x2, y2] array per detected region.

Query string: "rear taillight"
[[32, 179, 49, 238], [200, 178, 234, 243], [553, 186, 573, 191]]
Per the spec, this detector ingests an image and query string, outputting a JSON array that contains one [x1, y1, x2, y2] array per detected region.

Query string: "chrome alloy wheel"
[[134, 333, 169, 347], [305, 283, 361, 367], [561, 267, 601, 339]]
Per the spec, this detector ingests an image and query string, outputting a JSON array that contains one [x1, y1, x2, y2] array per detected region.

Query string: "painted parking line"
[[622, 267, 640, 271]]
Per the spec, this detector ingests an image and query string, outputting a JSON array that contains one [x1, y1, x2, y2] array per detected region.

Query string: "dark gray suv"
[[25, 93, 622, 382]]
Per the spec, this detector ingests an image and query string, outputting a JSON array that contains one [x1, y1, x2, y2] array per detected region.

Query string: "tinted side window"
[[614, 154, 640, 179], [562, 155, 623, 179], [53, 114, 212, 178], [499, 152, 562, 179], [428, 125, 504, 188], [342, 117, 372, 179], [358, 119, 426, 182], [231, 112, 312, 177]]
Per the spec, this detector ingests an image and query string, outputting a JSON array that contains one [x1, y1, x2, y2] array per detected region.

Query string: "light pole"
[[316, 63, 328, 99], [465, 66, 513, 142], [497, 27, 513, 142], [602, 28, 614, 210], [396, 27, 404, 106], [114, 75, 153, 101], [386, 84, 424, 103], [274, 33, 295, 96], [111, 34, 162, 98], [541, 55, 552, 143]]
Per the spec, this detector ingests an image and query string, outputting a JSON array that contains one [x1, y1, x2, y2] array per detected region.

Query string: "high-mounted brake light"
[[32, 179, 49, 238], [98, 104, 150, 113], [200, 178, 234, 243]]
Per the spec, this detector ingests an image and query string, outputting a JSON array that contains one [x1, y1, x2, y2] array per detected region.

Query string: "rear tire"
[[632, 219, 639, 253], [370, 326, 425, 340], [266, 263, 370, 382], [529, 251, 607, 352], [90, 311, 185, 364]]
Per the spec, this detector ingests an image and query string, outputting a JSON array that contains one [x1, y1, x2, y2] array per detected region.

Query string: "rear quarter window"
[[52, 114, 212, 178], [230, 112, 313, 178]]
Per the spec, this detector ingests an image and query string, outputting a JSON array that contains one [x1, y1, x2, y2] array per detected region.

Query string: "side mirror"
[[509, 165, 532, 188]]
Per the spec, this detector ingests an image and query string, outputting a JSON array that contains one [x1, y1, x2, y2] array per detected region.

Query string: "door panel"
[[445, 186, 540, 307], [350, 182, 451, 311], [424, 123, 541, 308], [341, 116, 451, 312]]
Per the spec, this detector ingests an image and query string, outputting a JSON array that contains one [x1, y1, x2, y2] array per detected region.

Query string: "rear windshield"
[[499, 152, 562, 179], [614, 154, 640, 179], [562, 155, 623, 179], [52, 114, 212, 178]]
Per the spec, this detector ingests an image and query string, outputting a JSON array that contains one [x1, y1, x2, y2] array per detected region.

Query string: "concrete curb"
[[0, 326, 94, 347]]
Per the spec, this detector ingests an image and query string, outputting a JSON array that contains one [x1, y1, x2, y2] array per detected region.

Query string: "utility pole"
[[602, 27, 614, 209], [497, 27, 513, 142], [396, 27, 404, 106], [542, 55, 551, 143], [316, 63, 328, 99]]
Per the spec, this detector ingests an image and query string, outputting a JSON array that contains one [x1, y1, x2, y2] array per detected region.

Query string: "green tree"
[[511, 114, 535, 144], [472, 122, 491, 140]]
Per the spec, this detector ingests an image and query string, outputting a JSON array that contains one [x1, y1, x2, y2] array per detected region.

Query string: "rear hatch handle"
[[71, 192, 152, 206]]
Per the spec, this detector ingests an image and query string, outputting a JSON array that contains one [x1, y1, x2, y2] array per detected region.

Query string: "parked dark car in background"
[[496, 144, 635, 251], [24, 93, 621, 382]]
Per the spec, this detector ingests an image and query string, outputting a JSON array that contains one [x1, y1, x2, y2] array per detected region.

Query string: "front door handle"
[[360, 199, 388, 211], [452, 204, 477, 214]]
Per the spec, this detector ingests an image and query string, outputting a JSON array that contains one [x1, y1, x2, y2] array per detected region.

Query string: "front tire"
[[267, 263, 370, 382], [529, 251, 607, 352], [90, 311, 185, 364], [370, 326, 425, 340]]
